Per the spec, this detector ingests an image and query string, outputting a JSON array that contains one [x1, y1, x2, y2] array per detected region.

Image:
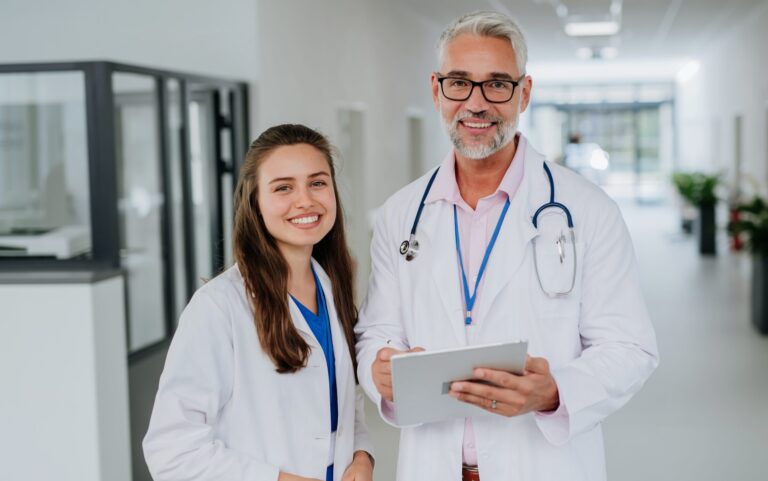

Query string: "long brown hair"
[[233, 124, 358, 374]]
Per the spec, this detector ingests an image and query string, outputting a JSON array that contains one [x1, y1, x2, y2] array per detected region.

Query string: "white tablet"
[[390, 341, 528, 426]]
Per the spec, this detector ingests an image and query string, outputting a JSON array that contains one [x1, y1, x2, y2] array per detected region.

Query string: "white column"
[[1, 273, 131, 481]]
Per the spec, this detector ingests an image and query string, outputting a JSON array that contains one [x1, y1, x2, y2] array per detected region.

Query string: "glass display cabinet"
[[0, 61, 249, 355]]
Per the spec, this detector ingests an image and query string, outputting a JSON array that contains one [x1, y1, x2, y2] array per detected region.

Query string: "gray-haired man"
[[355, 10, 658, 481]]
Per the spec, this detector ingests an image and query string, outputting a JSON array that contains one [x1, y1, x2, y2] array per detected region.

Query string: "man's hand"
[[449, 356, 559, 416], [277, 473, 322, 481], [372, 346, 424, 401], [341, 450, 374, 481]]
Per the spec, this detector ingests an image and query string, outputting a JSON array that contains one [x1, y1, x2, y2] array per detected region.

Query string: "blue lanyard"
[[453, 199, 511, 325]]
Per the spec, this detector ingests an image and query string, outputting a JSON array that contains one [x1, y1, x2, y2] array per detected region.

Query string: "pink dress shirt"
[[423, 135, 526, 465]]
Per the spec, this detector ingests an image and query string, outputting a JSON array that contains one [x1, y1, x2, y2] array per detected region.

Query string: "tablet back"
[[390, 341, 528, 425]]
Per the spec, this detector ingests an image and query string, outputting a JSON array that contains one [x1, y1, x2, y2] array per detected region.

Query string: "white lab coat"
[[355, 137, 659, 481], [144, 260, 373, 481]]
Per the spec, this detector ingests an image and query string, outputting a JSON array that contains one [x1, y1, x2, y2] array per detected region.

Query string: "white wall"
[[0, 0, 259, 80], [255, 0, 448, 207], [676, 2, 768, 196]]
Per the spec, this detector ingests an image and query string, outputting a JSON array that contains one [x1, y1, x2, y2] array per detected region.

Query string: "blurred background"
[[1, 1, 767, 480]]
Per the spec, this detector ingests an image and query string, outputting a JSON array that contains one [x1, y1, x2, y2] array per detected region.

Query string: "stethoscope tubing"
[[401, 160, 577, 298]]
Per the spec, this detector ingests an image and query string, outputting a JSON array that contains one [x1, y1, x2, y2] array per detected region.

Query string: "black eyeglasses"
[[436, 73, 526, 103]]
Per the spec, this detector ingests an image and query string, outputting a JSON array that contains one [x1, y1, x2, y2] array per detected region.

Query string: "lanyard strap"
[[453, 199, 511, 325]]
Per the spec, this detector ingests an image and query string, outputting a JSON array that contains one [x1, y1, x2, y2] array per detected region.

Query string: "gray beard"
[[442, 112, 517, 160]]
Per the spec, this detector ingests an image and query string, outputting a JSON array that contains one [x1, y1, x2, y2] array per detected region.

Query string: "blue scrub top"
[[291, 267, 338, 481]]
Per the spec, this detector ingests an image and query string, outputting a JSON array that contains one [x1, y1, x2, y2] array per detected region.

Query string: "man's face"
[[432, 34, 531, 160]]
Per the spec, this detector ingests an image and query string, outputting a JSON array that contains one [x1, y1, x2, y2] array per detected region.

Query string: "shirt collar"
[[424, 133, 527, 205]]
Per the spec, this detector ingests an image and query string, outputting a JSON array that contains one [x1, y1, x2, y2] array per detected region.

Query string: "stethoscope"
[[399, 161, 577, 297]]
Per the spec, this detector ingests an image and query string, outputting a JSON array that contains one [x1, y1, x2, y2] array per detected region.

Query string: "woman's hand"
[[341, 450, 374, 481]]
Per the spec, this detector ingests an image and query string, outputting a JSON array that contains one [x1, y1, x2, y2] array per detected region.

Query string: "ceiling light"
[[565, 21, 620, 37], [676, 60, 700, 83]]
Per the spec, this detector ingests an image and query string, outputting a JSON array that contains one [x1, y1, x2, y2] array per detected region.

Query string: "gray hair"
[[437, 11, 528, 74]]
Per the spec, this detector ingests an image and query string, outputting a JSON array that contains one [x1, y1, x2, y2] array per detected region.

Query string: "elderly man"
[[355, 10, 658, 481]]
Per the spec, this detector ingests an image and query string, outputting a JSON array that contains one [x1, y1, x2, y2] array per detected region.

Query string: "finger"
[[473, 368, 523, 389], [451, 389, 526, 416], [375, 362, 392, 376], [449, 390, 505, 414], [450, 380, 504, 401], [525, 356, 550, 374], [382, 387, 393, 402], [377, 347, 402, 361], [373, 364, 392, 382], [375, 378, 392, 389], [409, 346, 426, 353]]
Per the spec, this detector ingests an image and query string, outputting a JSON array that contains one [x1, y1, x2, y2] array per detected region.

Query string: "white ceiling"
[[399, 0, 768, 81]]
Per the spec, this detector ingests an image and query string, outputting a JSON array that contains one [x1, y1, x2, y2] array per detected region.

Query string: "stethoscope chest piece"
[[400, 237, 419, 261], [399, 240, 409, 255]]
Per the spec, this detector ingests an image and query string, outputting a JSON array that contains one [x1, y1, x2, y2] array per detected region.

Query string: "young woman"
[[143, 124, 374, 481]]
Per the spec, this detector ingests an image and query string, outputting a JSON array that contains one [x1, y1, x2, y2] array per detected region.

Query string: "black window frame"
[[0, 61, 250, 359]]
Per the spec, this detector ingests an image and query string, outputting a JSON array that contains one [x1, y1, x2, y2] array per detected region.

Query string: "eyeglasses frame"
[[435, 72, 527, 103]]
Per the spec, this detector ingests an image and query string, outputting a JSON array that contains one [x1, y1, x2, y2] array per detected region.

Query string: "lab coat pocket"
[[531, 240, 584, 320]]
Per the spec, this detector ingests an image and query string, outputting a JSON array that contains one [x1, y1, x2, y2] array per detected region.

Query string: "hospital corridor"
[[2, 1, 768, 481]]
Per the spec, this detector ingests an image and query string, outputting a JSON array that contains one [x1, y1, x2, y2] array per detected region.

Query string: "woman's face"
[[256, 143, 337, 258]]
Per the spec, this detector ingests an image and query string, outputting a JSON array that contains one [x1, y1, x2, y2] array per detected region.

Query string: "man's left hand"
[[449, 356, 560, 416]]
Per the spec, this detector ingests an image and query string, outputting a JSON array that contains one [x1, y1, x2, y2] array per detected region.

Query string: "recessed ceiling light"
[[676, 60, 700, 83], [564, 21, 620, 37]]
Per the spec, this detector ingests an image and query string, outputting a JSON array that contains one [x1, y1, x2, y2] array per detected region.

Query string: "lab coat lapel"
[[288, 296, 316, 341], [312, 259, 350, 414], [474, 145, 543, 321], [419, 201, 468, 346]]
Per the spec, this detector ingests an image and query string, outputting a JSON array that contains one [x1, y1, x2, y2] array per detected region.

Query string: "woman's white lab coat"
[[355, 137, 659, 481], [144, 260, 372, 481]]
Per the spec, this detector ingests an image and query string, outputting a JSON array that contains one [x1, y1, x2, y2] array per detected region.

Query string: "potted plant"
[[729, 197, 768, 334], [672, 172, 697, 234], [688, 173, 720, 255]]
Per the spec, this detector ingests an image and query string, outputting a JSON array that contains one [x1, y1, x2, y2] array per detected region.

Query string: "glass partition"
[[0, 61, 249, 352], [188, 87, 217, 285], [0, 71, 91, 259], [113, 72, 167, 352], [166, 79, 189, 323]]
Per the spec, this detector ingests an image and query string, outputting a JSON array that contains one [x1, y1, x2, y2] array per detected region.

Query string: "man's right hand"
[[372, 346, 424, 402]]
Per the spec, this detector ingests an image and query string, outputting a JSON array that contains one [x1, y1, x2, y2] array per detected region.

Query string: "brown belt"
[[462, 465, 480, 481]]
